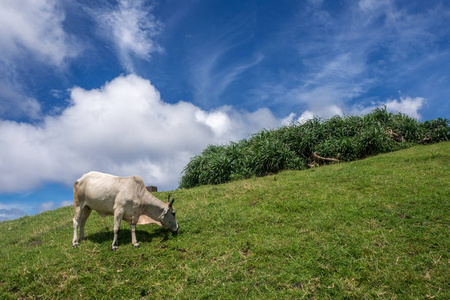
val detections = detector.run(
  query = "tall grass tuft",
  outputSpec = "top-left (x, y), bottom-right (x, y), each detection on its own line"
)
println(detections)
top-left (180, 108), bottom-right (449, 189)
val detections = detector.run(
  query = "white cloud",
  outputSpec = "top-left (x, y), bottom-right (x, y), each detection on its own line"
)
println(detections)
top-left (0, 203), bottom-right (26, 211)
top-left (195, 110), bottom-right (231, 137)
top-left (0, 82), bottom-right (42, 120)
top-left (37, 201), bottom-right (56, 213)
top-left (191, 51), bottom-right (264, 106)
top-left (292, 96), bottom-right (425, 124)
top-left (352, 96), bottom-right (425, 120)
top-left (311, 53), bottom-right (365, 84)
top-left (259, 0), bottom-right (444, 121)
top-left (59, 201), bottom-right (73, 208)
top-left (0, 0), bottom-right (78, 65)
top-left (0, 74), bottom-right (287, 194)
top-left (93, 0), bottom-right (163, 72)
top-left (358, 0), bottom-right (390, 13)
top-left (0, 0), bottom-right (79, 121)
top-left (385, 97), bottom-right (425, 119)
top-left (0, 204), bottom-right (28, 222)
top-left (36, 200), bottom-right (72, 213)
top-left (298, 110), bottom-right (315, 123)
top-left (280, 113), bottom-right (297, 126)
top-left (186, 8), bottom-right (262, 106)
top-left (0, 208), bottom-right (26, 216)
top-left (298, 105), bottom-right (344, 123)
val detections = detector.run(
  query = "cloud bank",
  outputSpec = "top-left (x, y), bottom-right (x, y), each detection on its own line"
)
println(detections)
top-left (0, 74), bottom-right (285, 194)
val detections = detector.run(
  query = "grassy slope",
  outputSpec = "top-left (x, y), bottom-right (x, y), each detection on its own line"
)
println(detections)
top-left (0, 143), bottom-right (449, 299)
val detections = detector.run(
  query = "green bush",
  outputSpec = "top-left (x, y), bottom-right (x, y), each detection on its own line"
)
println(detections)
top-left (179, 108), bottom-right (449, 189)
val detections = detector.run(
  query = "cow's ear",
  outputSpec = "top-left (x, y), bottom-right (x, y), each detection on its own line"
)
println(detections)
top-left (169, 197), bottom-right (175, 207)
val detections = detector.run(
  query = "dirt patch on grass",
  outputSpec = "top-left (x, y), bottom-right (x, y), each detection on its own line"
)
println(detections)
top-left (27, 240), bottom-right (43, 247)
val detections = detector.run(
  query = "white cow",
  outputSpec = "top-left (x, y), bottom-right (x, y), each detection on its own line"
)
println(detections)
top-left (72, 171), bottom-right (178, 250)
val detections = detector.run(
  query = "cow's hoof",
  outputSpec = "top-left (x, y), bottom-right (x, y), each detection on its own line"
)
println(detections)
top-left (112, 246), bottom-right (118, 251)
top-left (133, 243), bottom-right (140, 248)
top-left (72, 243), bottom-right (78, 248)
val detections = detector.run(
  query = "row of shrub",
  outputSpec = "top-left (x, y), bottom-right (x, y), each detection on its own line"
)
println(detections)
top-left (179, 108), bottom-right (449, 189)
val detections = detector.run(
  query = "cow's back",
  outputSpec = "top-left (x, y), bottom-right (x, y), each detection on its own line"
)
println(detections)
top-left (75, 172), bottom-right (131, 215)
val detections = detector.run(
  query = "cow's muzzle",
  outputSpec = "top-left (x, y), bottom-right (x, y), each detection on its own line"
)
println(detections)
top-left (172, 226), bottom-right (179, 235)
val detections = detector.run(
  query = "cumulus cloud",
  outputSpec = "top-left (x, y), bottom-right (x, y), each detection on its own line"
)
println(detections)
top-left (384, 97), bottom-right (425, 120)
top-left (0, 74), bottom-right (286, 194)
top-left (93, 0), bottom-right (163, 72)
top-left (354, 96), bottom-right (426, 120)
top-left (283, 96), bottom-right (425, 125)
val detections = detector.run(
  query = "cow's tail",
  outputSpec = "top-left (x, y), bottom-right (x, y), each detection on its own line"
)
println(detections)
top-left (73, 180), bottom-right (80, 210)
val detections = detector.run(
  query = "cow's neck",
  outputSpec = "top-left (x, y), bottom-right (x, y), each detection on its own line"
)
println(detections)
top-left (141, 193), bottom-right (167, 221)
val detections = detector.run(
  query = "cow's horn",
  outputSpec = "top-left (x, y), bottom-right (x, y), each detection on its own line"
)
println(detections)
top-left (169, 197), bottom-right (175, 207)
top-left (167, 194), bottom-right (171, 202)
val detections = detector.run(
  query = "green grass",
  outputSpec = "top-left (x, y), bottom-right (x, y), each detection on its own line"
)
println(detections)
top-left (1, 142), bottom-right (449, 299)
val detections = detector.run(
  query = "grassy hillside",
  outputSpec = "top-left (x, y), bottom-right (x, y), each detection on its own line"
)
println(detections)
top-left (1, 143), bottom-right (449, 299)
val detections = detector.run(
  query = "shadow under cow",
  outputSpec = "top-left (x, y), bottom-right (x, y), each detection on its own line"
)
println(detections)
top-left (85, 227), bottom-right (174, 247)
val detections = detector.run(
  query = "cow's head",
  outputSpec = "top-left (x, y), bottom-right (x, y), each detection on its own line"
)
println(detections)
top-left (160, 194), bottom-right (179, 234)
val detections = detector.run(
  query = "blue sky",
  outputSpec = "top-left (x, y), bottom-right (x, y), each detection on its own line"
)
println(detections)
top-left (1, 0), bottom-right (449, 221)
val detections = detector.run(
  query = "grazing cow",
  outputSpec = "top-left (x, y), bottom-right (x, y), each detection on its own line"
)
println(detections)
top-left (72, 171), bottom-right (178, 250)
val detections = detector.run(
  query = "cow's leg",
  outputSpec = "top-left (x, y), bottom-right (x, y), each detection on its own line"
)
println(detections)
top-left (112, 210), bottom-right (123, 251)
top-left (131, 224), bottom-right (139, 248)
top-left (79, 206), bottom-right (92, 241)
top-left (72, 206), bottom-right (82, 247)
